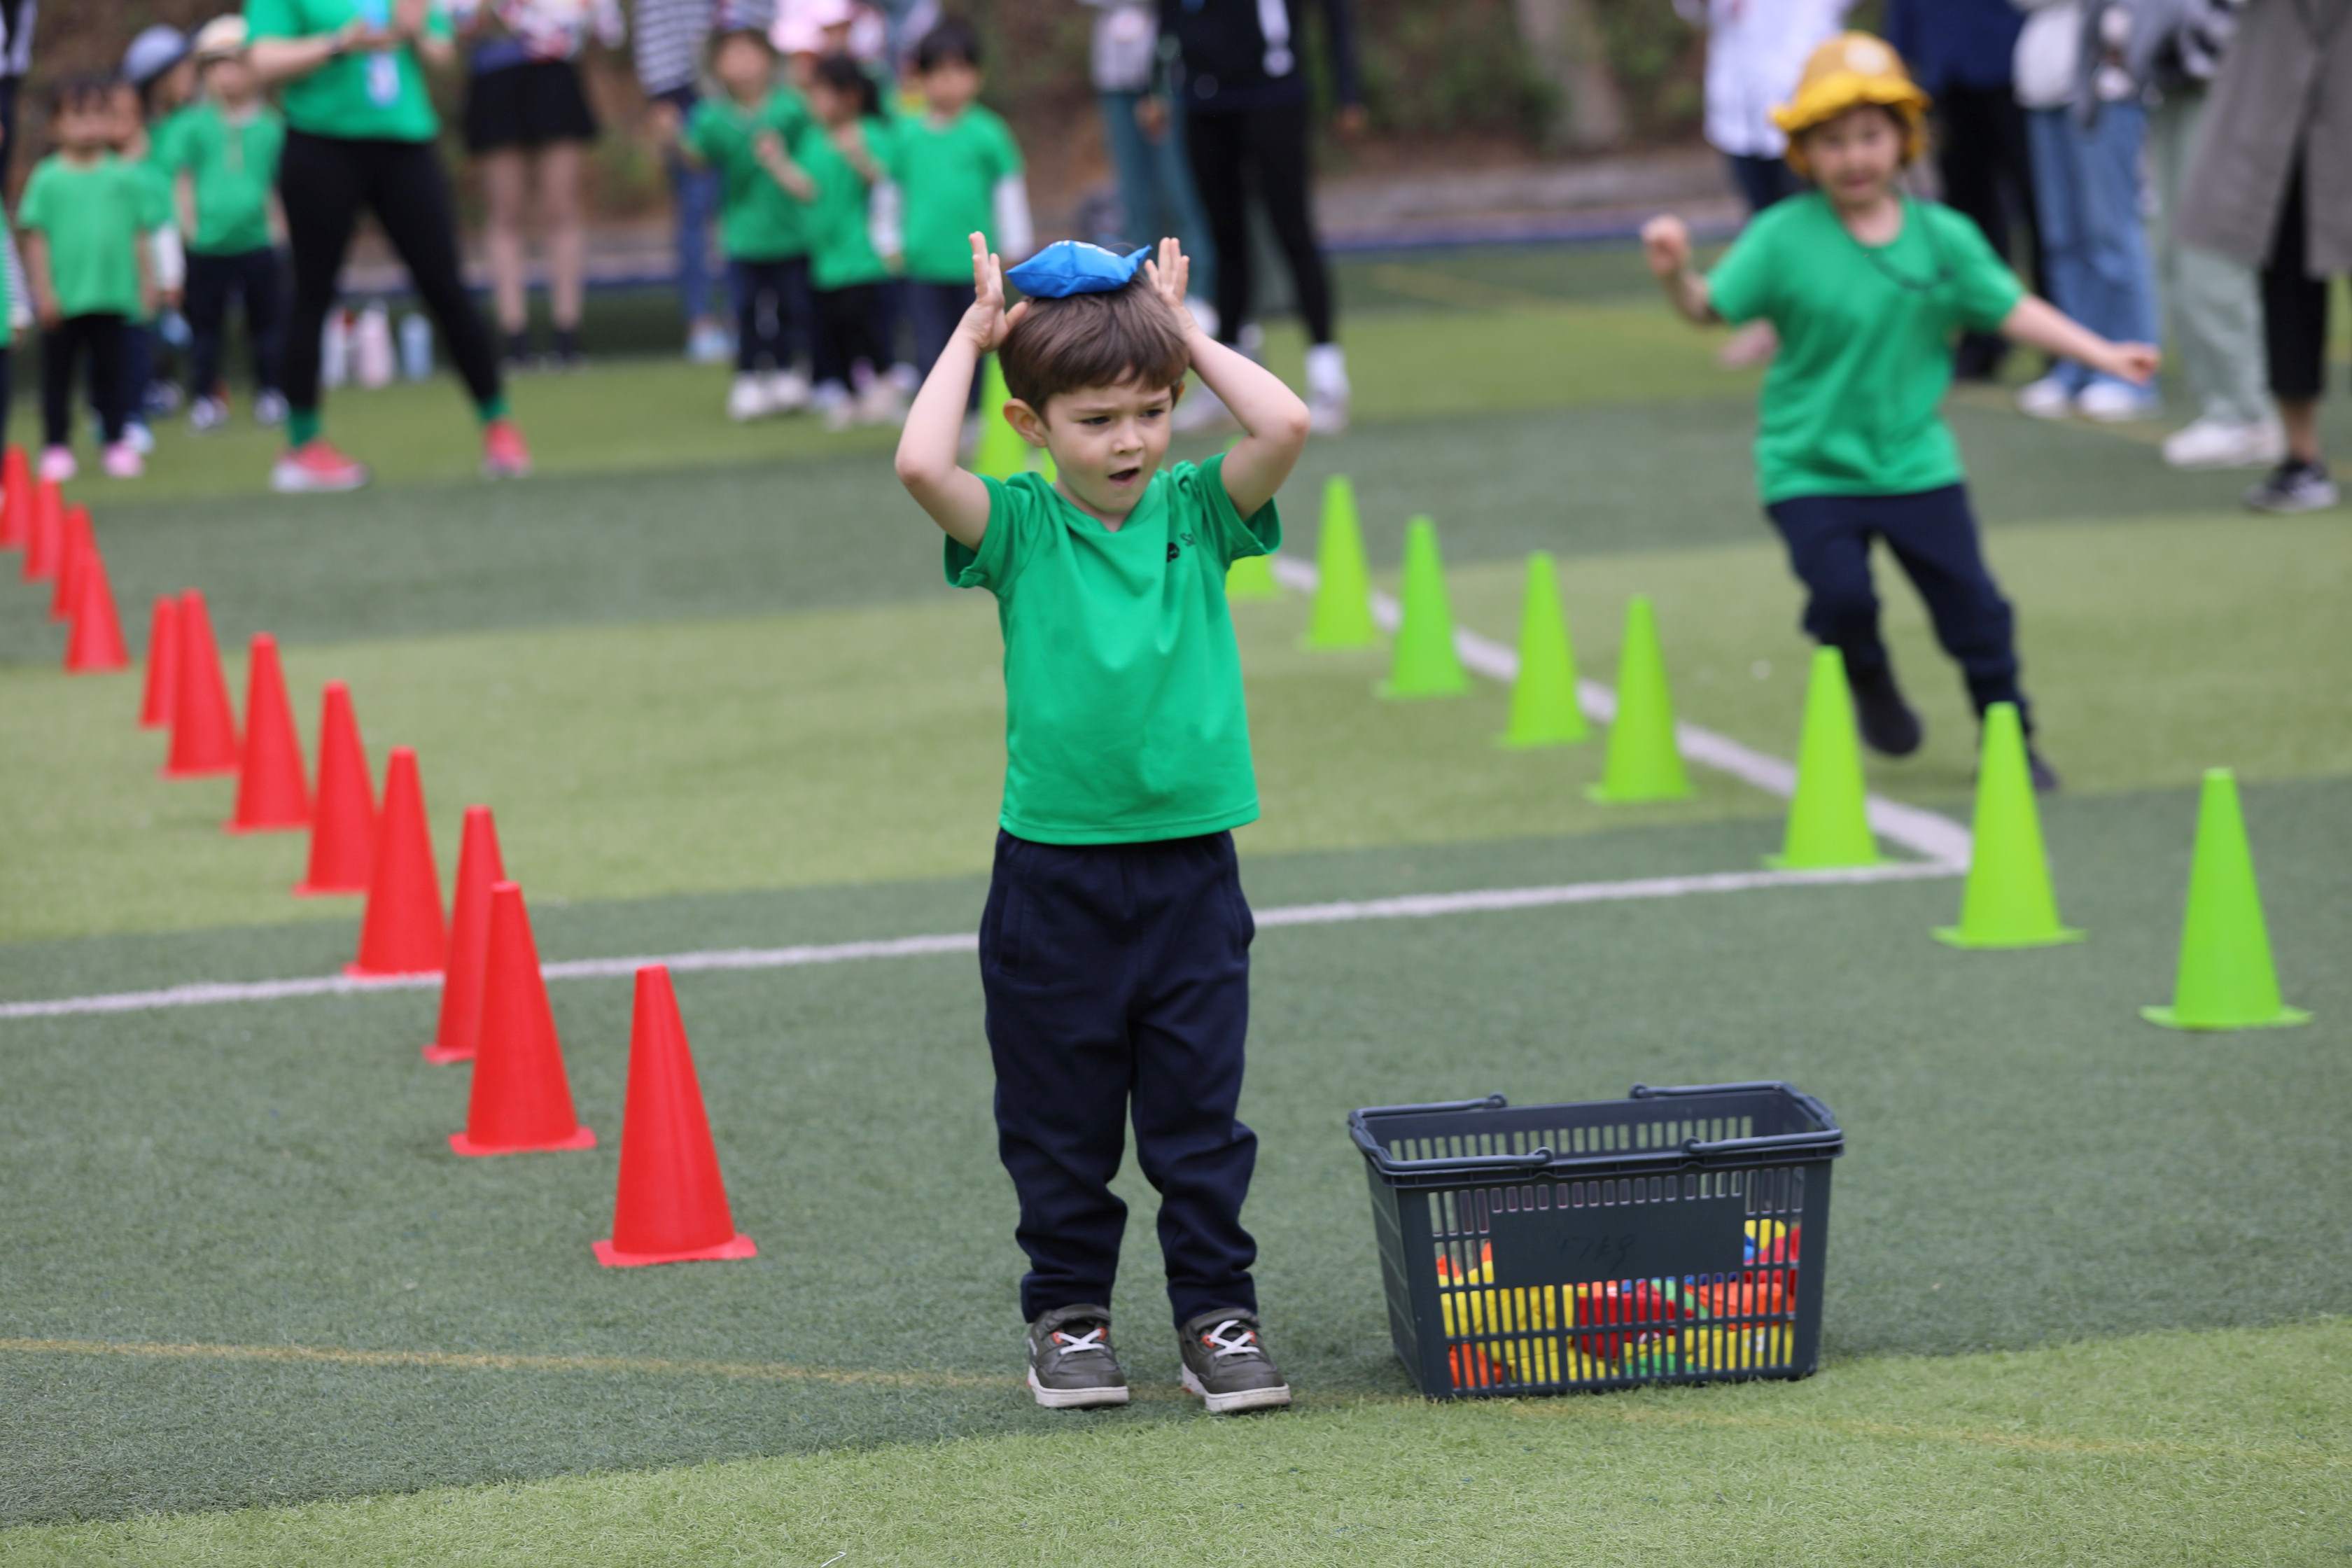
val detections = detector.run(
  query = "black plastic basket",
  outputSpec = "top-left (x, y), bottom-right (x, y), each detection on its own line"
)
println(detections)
top-left (1350, 1082), bottom-right (1842, 1398)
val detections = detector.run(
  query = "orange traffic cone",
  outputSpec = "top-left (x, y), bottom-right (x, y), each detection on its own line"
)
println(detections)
top-left (162, 590), bottom-right (241, 778)
top-left (0, 446), bottom-right (28, 551)
top-left (294, 681), bottom-right (374, 897)
top-left (64, 538), bottom-right (131, 673)
top-left (49, 505), bottom-right (91, 622)
top-left (424, 805), bottom-right (506, 1064)
top-left (449, 882), bottom-right (596, 1156)
top-left (225, 634), bottom-right (309, 833)
top-left (139, 596), bottom-right (179, 729)
top-left (20, 479), bottom-right (62, 582)
top-left (347, 747), bottom-right (445, 976)
top-left (594, 965), bottom-right (757, 1266)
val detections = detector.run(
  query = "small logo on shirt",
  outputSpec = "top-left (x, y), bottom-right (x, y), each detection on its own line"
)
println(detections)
top-left (1167, 532), bottom-right (1195, 564)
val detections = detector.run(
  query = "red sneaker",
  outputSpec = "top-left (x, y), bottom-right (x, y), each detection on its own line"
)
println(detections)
top-left (270, 439), bottom-right (370, 493)
top-left (482, 418), bottom-right (532, 479)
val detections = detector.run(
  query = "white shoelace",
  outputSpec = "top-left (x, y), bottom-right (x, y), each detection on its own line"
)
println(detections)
top-left (1051, 1326), bottom-right (1107, 1359)
top-left (1199, 1321), bottom-right (1264, 1361)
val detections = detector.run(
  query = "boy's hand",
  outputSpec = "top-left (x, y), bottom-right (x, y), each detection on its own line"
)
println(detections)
top-left (960, 230), bottom-right (1027, 353)
top-left (2101, 341), bottom-right (2161, 386)
top-left (34, 293), bottom-right (60, 330)
top-left (1640, 215), bottom-right (1691, 281)
top-left (646, 100), bottom-right (682, 143)
top-left (1142, 235), bottom-right (1193, 328)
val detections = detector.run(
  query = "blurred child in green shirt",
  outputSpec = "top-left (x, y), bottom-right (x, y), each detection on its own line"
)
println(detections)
top-left (20, 77), bottom-right (160, 481)
top-left (799, 52), bottom-right (902, 432)
top-left (1641, 34), bottom-right (2157, 790)
top-left (896, 20), bottom-right (1029, 407)
top-left (653, 25), bottom-right (817, 423)
top-left (172, 16), bottom-right (289, 433)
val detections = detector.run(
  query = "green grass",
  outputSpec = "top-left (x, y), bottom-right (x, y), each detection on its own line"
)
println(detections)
top-left (4, 246), bottom-right (2348, 1553)
top-left (8, 1320), bottom-right (2348, 1565)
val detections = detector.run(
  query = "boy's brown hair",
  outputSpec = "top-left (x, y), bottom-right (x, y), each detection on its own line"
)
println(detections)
top-left (999, 279), bottom-right (1191, 412)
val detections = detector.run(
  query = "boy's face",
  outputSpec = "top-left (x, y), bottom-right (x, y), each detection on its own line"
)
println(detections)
top-left (920, 58), bottom-right (980, 117)
top-left (108, 84), bottom-right (144, 146)
top-left (1010, 377), bottom-right (1179, 520)
top-left (204, 55), bottom-right (257, 104)
top-left (712, 34), bottom-right (774, 99)
top-left (1801, 106), bottom-right (1904, 205)
top-left (53, 99), bottom-right (113, 152)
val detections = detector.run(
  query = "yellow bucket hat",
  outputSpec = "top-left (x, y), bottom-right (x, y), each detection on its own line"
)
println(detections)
top-left (1772, 33), bottom-right (1931, 174)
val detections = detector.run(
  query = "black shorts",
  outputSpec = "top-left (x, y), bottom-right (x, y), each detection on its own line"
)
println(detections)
top-left (463, 59), bottom-right (598, 153)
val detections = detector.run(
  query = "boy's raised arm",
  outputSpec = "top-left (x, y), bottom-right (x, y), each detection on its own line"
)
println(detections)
top-left (1147, 239), bottom-right (1308, 519)
top-left (894, 231), bottom-right (1022, 548)
top-left (1641, 214), bottom-right (1718, 327)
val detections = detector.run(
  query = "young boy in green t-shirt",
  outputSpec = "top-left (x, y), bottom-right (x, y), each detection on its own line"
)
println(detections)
top-left (1640, 34), bottom-right (2157, 790)
top-left (173, 16), bottom-right (288, 434)
top-left (895, 20), bottom-right (1029, 405)
top-left (652, 26), bottom-right (816, 423)
top-left (20, 77), bottom-right (160, 482)
top-left (797, 52), bottom-right (901, 431)
top-left (895, 234), bottom-right (1309, 1415)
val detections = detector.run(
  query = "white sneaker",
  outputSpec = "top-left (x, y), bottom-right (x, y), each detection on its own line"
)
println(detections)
top-left (764, 368), bottom-right (811, 414)
top-left (122, 420), bottom-right (156, 455)
top-left (855, 378), bottom-right (906, 428)
top-left (2076, 381), bottom-right (2159, 424)
top-left (38, 445), bottom-right (76, 483)
top-left (816, 382), bottom-right (855, 433)
top-left (2015, 376), bottom-right (2075, 419)
top-left (686, 321), bottom-right (733, 364)
top-left (887, 361), bottom-right (919, 396)
top-left (1172, 382), bottom-right (1235, 435)
top-left (103, 442), bottom-right (145, 479)
top-left (2162, 415), bottom-right (2286, 470)
top-left (1304, 343), bottom-right (1350, 435)
top-left (727, 374), bottom-right (772, 423)
top-left (253, 390), bottom-right (288, 427)
top-left (189, 396), bottom-right (229, 433)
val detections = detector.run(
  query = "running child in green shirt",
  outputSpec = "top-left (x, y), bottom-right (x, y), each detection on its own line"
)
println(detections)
top-left (797, 52), bottom-right (901, 432)
top-left (20, 77), bottom-right (161, 482)
top-left (896, 20), bottom-right (1030, 403)
top-left (1641, 34), bottom-right (2157, 790)
top-left (652, 25), bottom-right (818, 424)
top-left (895, 233), bottom-right (1310, 1416)
top-left (173, 15), bottom-right (290, 434)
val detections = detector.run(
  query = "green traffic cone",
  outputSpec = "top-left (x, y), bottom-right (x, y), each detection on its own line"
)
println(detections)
top-left (2142, 769), bottom-right (2309, 1030)
top-left (1226, 552), bottom-right (1279, 599)
top-left (1496, 552), bottom-right (1588, 748)
top-left (1586, 595), bottom-right (1691, 802)
top-left (1303, 475), bottom-right (1378, 650)
top-left (974, 355), bottom-right (1028, 481)
top-left (1766, 647), bottom-right (1879, 869)
top-left (1377, 516), bottom-right (1469, 700)
top-left (1933, 703), bottom-right (2083, 948)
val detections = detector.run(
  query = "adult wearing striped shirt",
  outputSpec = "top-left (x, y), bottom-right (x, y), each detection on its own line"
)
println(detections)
top-left (1156, 0), bottom-right (1363, 435)
top-left (247, 0), bottom-right (531, 491)
top-left (632, 0), bottom-right (729, 363)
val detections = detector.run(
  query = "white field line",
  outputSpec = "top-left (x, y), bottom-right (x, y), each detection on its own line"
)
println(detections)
top-left (1268, 556), bottom-right (1973, 868)
top-left (0, 862), bottom-right (1954, 1022)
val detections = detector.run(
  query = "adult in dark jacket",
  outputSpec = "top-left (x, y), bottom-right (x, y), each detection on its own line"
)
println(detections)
top-left (1886, 0), bottom-right (2045, 379)
top-left (1156, 0), bottom-right (1362, 433)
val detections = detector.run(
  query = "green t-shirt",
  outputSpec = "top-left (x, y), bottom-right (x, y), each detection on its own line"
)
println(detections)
top-left (945, 455), bottom-right (1280, 844)
top-left (892, 104), bottom-right (1020, 284)
top-left (170, 103), bottom-right (286, 255)
top-left (685, 90), bottom-right (814, 262)
top-left (146, 104), bottom-right (200, 174)
top-left (1707, 195), bottom-right (2024, 504)
top-left (244, 0), bottom-right (454, 144)
top-left (19, 155), bottom-right (151, 319)
top-left (797, 119), bottom-right (890, 291)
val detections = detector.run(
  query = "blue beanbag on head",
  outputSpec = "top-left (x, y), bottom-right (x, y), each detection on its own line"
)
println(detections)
top-left (1006, 241), bottom-right (1150, 300)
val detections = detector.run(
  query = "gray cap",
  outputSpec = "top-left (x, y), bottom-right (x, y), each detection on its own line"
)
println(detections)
top-left (122, 24), bottom-right (191, 88)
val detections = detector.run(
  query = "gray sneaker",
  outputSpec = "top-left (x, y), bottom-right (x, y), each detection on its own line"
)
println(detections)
top-left (1025, 1305), bottom-right (1130, 1409)
top-left (1177, 1308), bottom-right (1292, 1414)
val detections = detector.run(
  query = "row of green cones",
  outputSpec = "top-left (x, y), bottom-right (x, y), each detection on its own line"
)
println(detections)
top-left (1233, 471), bottom-right (2311, 1035)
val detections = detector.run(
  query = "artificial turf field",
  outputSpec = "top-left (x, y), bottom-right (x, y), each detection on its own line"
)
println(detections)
top-left (3, 243), bottom-right (2348, 1564)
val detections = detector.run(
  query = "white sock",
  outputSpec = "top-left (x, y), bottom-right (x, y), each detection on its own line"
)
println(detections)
top-left (1305, 343), bottom-right (1349, 400)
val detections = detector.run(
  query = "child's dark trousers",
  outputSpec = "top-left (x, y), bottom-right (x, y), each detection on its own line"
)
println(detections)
top-left (42, 314), bottom-right (128, 447)
top-left (726, 255), bottom-right (809, 374)
top-left (979, 828), bottom-right (1260, 1330)
top-left (1764, 482), bottom-right (2031, 727)
top-left (186, 247), bottom-right (285, 400)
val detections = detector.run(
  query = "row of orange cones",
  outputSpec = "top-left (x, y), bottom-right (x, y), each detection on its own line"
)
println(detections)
top-left (5, 446), bottom-right (757, 1270)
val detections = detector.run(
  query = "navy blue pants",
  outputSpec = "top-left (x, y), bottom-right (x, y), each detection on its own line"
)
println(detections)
top-left (980, 829), bottom-right (1259, 1329)
top-left (727, 256), bottom-right (810, 374)
top-left (1765, 484), bottom-right (2030, 727)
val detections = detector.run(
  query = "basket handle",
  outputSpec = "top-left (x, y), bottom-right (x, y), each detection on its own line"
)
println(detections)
top-left (1348, 1097), bottom-right (1555, 1174)
top-left (1630, 1079), bottom-right (1840, 1134)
